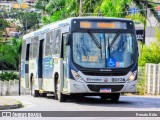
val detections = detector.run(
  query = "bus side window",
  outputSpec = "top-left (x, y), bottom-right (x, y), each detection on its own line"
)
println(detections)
top-left (51, 31), bottom-right (56, 55)
top-left (54, 29), bottom-right (61, 54)
top-left (52, 31), bottom-right (56, 55)
top-left (21, 40), bottom-right (26, 60)
top-left (33, 36), bottom-right (39, 59)
top-left (26, 44), bottom-right (29, 61)
top-left (45, 32), bottom-right (52, 56)
top-left (29, 38), bottom-right (34, 59)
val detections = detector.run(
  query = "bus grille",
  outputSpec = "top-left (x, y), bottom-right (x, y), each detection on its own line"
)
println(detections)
top-left (87, 85), bottom-right (124, 92)
top-left (81, 71), bottom-right (128, 76)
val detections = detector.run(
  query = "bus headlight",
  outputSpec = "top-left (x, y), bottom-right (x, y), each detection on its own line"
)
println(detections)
top-left (71, 70), bottom-right (84, 82)
top-left (128, 71), bottom-right (137, 81)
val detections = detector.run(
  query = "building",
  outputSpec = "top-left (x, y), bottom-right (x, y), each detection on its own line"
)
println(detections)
top-left (0, 0), bottom-right (35, 11)
top-left (0, 0), bottom-right (17, 2)
top-left (0, 0), bottom-right (17, 12)
top-left (23, 0), bottom-right (35, 3)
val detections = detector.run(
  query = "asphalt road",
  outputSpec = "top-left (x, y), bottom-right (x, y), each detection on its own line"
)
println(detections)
top-left (4, 95), bottom-right (160, 111)
top-left (2, 95), bottom-right (160, 120)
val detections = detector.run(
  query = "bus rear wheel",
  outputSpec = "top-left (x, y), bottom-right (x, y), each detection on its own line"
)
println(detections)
top-left (40, 93), bottom-right (47, 97)
top-left (31, 76), bottom-right (39, 97)
top-left (55, 79), bottom-right (66, 102)
top-left (32, 90), bottom-right (40, 97)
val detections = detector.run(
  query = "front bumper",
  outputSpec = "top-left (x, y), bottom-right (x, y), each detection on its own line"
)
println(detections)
top-left (67, 79), bottom-right (137, 94)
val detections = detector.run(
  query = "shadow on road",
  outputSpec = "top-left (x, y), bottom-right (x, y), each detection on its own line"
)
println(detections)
top-left (68, 96), bottom-right (134, 105)
top-left (43, 95), bottom-right (160, 109)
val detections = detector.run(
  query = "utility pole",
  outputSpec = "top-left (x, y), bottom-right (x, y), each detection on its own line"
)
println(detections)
top-left (143, 0), bottom-right (148, 44)
top-left (1, 52), bottom-right (3, 75)
top-left (25, 18), bottom-right (27, 34)
top-left (79, 0), bottom-right (83, 16)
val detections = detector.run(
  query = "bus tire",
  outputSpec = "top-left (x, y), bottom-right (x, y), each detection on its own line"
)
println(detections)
top-left (40, 93), bottom-right (47, 97)
top-left (100, 95), bottom-right (110, 100)
top-left (32, 90), bottom-right (40, 97)
top-left (55, 78), bottom-right (66, 102)
top-left (31, 84), bottom-right (39, 97)
top-left (110, 93), bottom-right (120, 102)
top-left (31, 75), bottom-right (39, 97)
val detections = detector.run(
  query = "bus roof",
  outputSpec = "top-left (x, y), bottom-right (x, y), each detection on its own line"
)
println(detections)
top-left (23, 17), bottom-right (133, 40)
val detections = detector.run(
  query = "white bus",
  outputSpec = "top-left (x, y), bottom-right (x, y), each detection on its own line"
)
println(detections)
top-left (21, 17), bottom-right (139, 102)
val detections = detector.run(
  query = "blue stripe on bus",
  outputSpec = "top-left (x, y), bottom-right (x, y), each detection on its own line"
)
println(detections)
top-left (25, 64), bottom-right (28, 73)
top-left (37, 58), bottom-right (42, 78)
top-left (21, 61), bottom-right (25, 78)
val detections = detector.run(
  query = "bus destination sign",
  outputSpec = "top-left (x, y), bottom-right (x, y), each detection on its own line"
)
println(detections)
top-left (80, 21), bottom-right (127, 29)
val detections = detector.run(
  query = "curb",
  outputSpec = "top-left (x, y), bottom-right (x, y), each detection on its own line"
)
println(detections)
top-left (0, 102), bottom-right (22, 110)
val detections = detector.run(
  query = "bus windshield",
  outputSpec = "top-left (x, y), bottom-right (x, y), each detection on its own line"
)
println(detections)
top-left (72, 32), bottom-right (136, 68)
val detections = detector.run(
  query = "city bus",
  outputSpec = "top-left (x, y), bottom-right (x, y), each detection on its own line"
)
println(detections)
top-left (21, 17), bottom-right (139, 102)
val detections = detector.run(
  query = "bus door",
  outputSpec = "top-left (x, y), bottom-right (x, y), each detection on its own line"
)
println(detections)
top-left (38, 40), bottom-right (44, 89)
top-left (62, 33), bottom-right (68, 90)
top-left (25, 44), bottom-right (30, 88)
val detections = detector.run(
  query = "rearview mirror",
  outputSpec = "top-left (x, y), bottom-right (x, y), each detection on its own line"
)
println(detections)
top-left (136, 30), bottom-right (145, 44)
top-left (65, 33), bottom-right (71, 46)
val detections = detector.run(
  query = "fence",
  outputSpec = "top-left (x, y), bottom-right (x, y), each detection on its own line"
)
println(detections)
top-left (0, 79), bottom-right (19, 96)
top-left (145, 63), bottom-right (160, 95)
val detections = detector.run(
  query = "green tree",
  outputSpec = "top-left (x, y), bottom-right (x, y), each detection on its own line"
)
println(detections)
top-left (41, 9), bottom-right (65, 25)
top-left (35, 0), bottom-right (49, 15)
top-left (16, 11), bottom-right (40, 33)
top-left (138, 27), bottom-right (160, 66)
top-left (100, 0), bottom-right (131, 17)
top-left (0, 13), bottom-right (10, 41)
top-left (126, 13), bottom-right (146, 25)
top-left (45, 0), bottom-right (66, 15)
top-left (10, 37), bottom-right (22, 70)
top-left (38, 0), bottom-right (133, 25)
top-left (39, 0), bottom-right (66, 24)
top-left (0, 37), bottom-right (22, 70)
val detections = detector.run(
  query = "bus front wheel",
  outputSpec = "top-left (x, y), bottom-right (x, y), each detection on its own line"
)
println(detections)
top-left (110, 93), bottom-right (120, 102)
top-left (55, 79), bottom-right (66, 102)
top-left (100, 93), bottom-right (120, 102)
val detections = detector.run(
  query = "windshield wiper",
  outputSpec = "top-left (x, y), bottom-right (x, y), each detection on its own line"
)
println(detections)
top-left (107, 36), bottom-right (111, 58)
top-left (109, 32), bottom-right (120, 48)
top-left (88, 30), bottom-right (101, 49)
top-left (107, 32), bottom-right (120, 58)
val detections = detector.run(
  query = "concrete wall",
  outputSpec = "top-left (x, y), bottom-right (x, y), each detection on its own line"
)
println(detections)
top-left (0, 79), bottom-right (19, 96)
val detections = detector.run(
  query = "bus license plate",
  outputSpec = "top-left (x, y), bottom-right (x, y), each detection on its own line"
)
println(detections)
top-left (100, 88), bottom-right (111, 93)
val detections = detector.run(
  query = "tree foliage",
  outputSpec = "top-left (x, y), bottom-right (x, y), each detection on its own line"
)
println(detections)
top-left (0, 72), bottom-right (19, 81)
top-left (100, 0), bottom-right (131, 17)
top-left (35, 0), bottom-right (49, 14)
top-left (16, 11), bottom-right (40, 33)
top-left (0, 37), bottom-right (22, 70)
top-left (138, 27), bottom-right (160, 66)
top-left (126, 13), bottom-right (146, 25)
top-left (35, 0), bottom-right (132, 24)
top-left (0, 13), bottom-right (10, 41)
